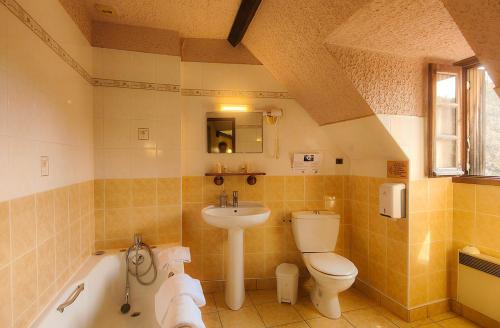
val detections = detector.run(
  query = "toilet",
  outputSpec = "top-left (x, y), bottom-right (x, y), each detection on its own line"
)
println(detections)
top-left (292, 211), bottom-right (358, 319)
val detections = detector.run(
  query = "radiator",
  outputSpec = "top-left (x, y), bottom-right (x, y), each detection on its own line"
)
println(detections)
top-left (458, 251), bottom-right (500, 322)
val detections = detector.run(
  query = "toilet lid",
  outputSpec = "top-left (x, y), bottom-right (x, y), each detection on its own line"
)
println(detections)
top-left (308, 253), bottom-right (356, 276)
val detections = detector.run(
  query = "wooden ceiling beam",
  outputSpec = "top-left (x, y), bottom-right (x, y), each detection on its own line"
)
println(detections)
top-left (227, 0), bottom-right (262, 47)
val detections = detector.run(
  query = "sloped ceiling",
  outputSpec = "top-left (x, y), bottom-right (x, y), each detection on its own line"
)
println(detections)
top-left (441, 0), bottom-right (500, 89)
top-left (243, 0), bottom-right (474, 124)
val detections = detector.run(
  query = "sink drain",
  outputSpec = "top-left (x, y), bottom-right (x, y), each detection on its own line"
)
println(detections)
top-left (131, 312), bottom-right (141, 317)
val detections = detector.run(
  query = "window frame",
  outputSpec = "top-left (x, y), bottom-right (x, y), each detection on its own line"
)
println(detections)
top-left (438, 56), bottom-right (500, 186)
top-left (428, 63), bottom-right (465, 177)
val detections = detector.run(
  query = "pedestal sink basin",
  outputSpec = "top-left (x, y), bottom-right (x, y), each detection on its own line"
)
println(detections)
top-left (201, 202), bottom-right (270, 310)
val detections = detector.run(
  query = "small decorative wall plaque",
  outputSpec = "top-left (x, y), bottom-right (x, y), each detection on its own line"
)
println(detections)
top-left (138, 128), bottom-right (150, 140)
top-left (387, 160), bottom-right (409, 179)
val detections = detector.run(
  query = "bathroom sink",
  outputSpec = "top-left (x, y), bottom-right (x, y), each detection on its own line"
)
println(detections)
top-left (201, 202), bottom-right (270, 229)
top-left (201, 201), bottom-right (270, 311)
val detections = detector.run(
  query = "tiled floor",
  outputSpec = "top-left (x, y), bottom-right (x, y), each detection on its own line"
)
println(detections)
top-left (201, 289), bottom-right (480, 328)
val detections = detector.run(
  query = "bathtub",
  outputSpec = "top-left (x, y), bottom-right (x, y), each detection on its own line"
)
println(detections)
top-left (33, 245), bottom-right (184, 328)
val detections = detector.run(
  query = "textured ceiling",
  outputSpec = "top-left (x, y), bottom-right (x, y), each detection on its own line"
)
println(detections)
top-left (326, 0), bottom-right (473, 61)
top-left (85, 0), bottom-right (240, 38)
top-left (243, 0), bottom-right (375, 124)
top-left (441, 0), bottom-right (500, 89)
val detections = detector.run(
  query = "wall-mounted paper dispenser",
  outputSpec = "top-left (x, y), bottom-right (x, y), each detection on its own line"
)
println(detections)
top-left (379, 183), bottom-right (406, 219)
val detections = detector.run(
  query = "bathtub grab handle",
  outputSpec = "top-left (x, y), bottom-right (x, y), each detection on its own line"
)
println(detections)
top-left (57, 283), bottom-right (84, 313)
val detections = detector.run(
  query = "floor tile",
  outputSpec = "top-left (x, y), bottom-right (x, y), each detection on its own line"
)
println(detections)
top-left (202, 294), bottom-right (218, 313)
top-left (307, 317), bottom-right (354, 327)
top-left (213, 292), bottom-right (253, 310)
top-left (256, 302), bottom-right (303, 327)
top-left (275, 322), bottom-right (309, 328)
top-left (343, 308), bottom-right (398, 328)
top-left (417, 324), bottom-right (441, 328)
top-left (437, 317), bottom-right (480, 328)
top-left (375, 306), bottom-right (433, 327)
top-left (219, 306), bottom-right (265, 328)
top-left (339, 289), bottom-right (377, 312)
top-left (293, 296), bottom-right (322, 320)
top-left (203, 312), bottom-right (222, 328)
top-left (248, 289), bottom-right (278, 305)
top-left (429, 312), bottom-right (457, 322)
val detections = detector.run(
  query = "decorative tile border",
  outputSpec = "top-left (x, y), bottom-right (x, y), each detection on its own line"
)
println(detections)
top-left (92, 78), bottom-right (180, 92)
top-left (1, 0), bottom-right (295, 99)
top-left (1, 0), bottom-right (92, 84)
top-left (181, 88), bottom-right (294, 99)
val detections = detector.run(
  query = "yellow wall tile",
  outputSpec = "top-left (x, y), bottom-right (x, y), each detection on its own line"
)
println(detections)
top-left (132, 178), bottom-right (157, 207)
top-left (37, 238), bottom-right (55, 295)
top-left (324, 175), bottom-right (343, 199)
top-left (158, 178), bottom-right (181, 206)
top-left (453, 183), bottom-right (476, 212)
top-left (476, 184), bottom-right (500, 216)
top-left (12, 250), bottom-right (37, 318)
top-left (264, 176), bottom-right (284, 201)
top-left (182, 176), bottom-right (204, 203)
top-left (10, 195), bottom-right (36, 258)
top-left (305, 175), bottom-right (324, 201)
top-left (285, 176), bottom-right (305, 201)
top-left (409, 179), bottom-right (428, 213)
top-left (105, 179), bottom-right (132, 208)
top-left (36, 191), bottom-right (54, 246)
top-left (54, 187), bottom-right (69, 233)
top-left (410, 275), bottom-right (428, 306)
top-left (452, 210), bottom-right (475, 244)
top-left (94, 180), bottom-right (105, 209)
top-left (0, 265), bottom-right (12, 327)
top-left (475, 213), bottom-right (500, 251)
top-left (0, 202), bottom-right (11, 267)
top-left (428, 178), bottom-right (448, 211)
top-left (68, 184), bottom-right (81, 222)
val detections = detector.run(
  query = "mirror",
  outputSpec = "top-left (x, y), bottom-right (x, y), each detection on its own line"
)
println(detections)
top-left (207, 112), bottom-right (263, 153)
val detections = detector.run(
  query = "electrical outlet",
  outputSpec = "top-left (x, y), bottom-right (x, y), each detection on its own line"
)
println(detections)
top-left (138, 128), bottom-right (150, 140)
top-left (335, 158), bottom-right (344, 165)
top-left (40, 156), bottom-right (49, 176)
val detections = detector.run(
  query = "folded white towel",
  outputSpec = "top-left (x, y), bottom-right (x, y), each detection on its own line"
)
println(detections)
top-left (157, 247), bottom-right (191, 271)
top-left (162, 294), bottom-right (206, 328)
top-left (155, 273), bottom-right (206, 326)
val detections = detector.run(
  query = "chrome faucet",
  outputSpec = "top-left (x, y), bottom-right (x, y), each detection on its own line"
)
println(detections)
top-left (232, 191), bottom-right (239, 207)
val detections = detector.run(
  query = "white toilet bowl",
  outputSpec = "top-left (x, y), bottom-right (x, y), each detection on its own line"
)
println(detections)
top-left (291, 211), bottom-right (358, 319)
top-left (303, 252), bottom-right (357, 319)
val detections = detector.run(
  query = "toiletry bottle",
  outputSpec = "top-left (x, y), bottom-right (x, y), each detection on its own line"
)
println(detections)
top-left (220, 191), bottom-right (227, 208)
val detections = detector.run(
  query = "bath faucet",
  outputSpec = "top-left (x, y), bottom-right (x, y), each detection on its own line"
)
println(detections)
top-left (232, 191), bottom-right (239, 207)
top-left (133, 233), bottom-right (142, 248)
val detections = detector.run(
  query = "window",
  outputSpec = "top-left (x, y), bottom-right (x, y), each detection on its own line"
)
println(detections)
top-left (428, 58), bottom-right (500, 181)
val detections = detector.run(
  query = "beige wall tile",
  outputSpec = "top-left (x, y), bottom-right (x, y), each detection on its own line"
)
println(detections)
top-left (131, 207), bottom-right (157, 236)
top-left (69, 220), bottom-right (82, 264)
top-left (0, 201), bottom-right (11, 267)
top-left (105, 208), bottom-right (132, 240)
top-left (11, 195), bottom-right (36, 258)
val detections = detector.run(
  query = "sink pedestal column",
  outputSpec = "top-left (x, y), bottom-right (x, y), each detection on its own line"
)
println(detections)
top-left (225, 228), bottom-right (244, 310)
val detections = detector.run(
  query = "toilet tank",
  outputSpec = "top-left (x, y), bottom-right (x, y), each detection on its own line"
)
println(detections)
top-left (291, 211), bottom-right (340, 252)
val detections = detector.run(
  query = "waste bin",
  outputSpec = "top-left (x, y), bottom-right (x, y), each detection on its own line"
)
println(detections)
top-left (276, 263), bottom-right (299, 305)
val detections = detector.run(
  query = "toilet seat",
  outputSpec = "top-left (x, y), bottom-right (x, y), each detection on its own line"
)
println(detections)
top-left (306, 253), bottom-right (356, 276)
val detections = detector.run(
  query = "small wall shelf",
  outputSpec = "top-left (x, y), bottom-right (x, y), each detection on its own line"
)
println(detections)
top-left (205, 172), bottom-right (266, 186)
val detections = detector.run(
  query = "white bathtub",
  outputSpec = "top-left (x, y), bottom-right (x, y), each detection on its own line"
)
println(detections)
top-left (33, 245), bottom-right (184, 328)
